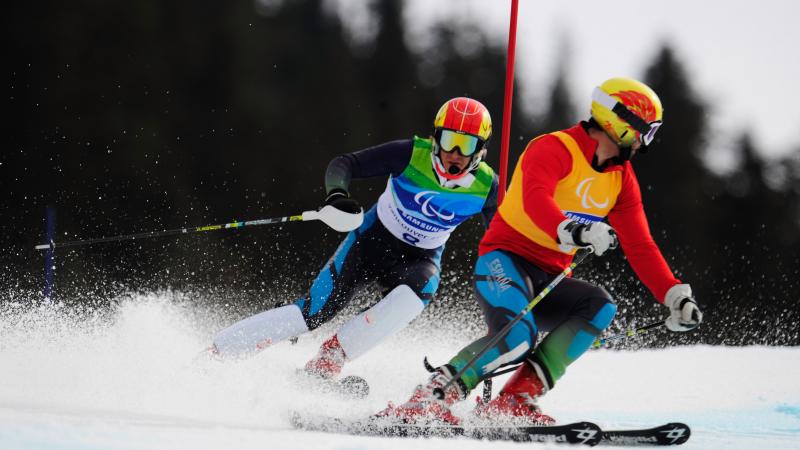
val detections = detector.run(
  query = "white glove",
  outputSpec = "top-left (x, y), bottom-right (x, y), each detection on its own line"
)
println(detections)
top-left (664, 284), bottom-right (703, 332)
top-left (303, 189), bottom-right (364, 232)
top-left (557, 219), bottom-right (618, 256)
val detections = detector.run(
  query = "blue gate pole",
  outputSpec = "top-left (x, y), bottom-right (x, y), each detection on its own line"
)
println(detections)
top-left (44, 206), bottom-right (56, 302)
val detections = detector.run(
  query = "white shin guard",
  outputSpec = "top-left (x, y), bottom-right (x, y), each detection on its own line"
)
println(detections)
top-left (212, 304), bottom-right (309, 357)
top-left (337, 284), bottom-right (425, 361)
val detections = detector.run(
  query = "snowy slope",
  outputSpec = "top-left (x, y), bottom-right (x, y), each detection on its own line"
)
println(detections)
top-left (1, 294), bottom-right (798, 450)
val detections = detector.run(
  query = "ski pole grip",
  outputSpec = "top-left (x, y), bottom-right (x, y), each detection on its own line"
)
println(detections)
top-left (432, 387), bottom-right (445, 400)
top-left (301, 210), bottom-right (320, 221)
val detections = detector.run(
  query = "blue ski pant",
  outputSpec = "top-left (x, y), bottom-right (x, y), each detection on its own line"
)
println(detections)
top-left (294, 206), bottom-right (443, 330)
top-left (449, 249), bottom-right (617, 391)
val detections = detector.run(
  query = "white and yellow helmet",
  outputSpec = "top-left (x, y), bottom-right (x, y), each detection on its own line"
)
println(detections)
top-left (591, 77), bottom-right (663, 148)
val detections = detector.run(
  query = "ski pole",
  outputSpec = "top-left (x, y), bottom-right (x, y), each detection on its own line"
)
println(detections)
top-left (591, 319), bottom-right (665, 348)
top-left (35, 211), bottom-right (319, 250)
top-left (433, 246), bottom-right (595, 400)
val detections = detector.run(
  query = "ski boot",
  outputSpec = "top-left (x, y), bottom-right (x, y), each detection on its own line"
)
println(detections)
top-left (375, 366), bottom-right (465, 425)
top-left (299, 335), bottom-right (370, 399)
top-left (303, 334), bottom-right (346, 380)
top-left (474, 361), bottom-right (555, 425)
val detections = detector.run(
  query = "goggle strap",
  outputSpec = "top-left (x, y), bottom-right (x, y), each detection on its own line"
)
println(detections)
top-left (592, 87), bottom-right (651, 136)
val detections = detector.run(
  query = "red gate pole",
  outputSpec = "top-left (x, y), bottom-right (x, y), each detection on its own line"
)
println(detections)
top-left (498, 0), bottom-right (520, 204)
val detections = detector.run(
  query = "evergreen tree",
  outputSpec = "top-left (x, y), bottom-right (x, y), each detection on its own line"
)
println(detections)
top-left (711, 135), bottom-right (800, 343)
top-left (6, 2), bottom-right (796, 344)
top-left (636, 46), bottom-right (716, 321)
top-left (536, 36), bottom-right (576, 136)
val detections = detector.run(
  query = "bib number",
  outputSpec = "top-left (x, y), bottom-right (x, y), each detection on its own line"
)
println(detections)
top-left (402, 233), bottom-right (420, 245)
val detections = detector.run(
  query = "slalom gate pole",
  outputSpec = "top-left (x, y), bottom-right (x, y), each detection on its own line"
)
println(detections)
top-left (433, 247), bottom-right (594, 400)
top-left (479, 319), bottom-right (666, 400)
top-left (497, 0), bottom-right (520, 205)
top-left (35, 213), bottom-right (309, 251)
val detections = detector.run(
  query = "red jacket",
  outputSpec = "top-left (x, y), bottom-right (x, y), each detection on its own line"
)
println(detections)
top-left (479, 123), bottom-right (679, 302)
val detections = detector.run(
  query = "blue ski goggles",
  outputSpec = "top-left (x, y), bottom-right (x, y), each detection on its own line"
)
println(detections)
top-left (434, 129), bottom-right (485, 157)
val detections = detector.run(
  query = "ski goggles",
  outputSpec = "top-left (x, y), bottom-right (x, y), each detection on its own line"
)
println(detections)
top-left (592, 87), bottom-right (662, 147)
top-left (639, 120), bottom-right (662, 147)
top-left (434, 129), bottom-right (485, 157)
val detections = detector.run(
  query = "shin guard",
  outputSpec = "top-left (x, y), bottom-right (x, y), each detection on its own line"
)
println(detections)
top-left (213, 304), bottom-right (309, 357)
top-left (337, 284), bottom-right (425, 361)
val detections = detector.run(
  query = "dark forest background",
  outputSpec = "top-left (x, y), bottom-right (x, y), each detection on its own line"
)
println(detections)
top-left (3, 0), bottom-right (799, 345)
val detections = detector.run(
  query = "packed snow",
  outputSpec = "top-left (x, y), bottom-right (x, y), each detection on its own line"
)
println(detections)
top-left (1, 293), bottom-right (798, 449)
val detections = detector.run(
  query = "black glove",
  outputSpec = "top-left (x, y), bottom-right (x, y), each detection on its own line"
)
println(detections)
top-left (324, 189), bottom-right (361, 214)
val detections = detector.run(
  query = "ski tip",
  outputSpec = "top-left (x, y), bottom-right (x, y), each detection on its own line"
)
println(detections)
top-left (292, 371), bottom-right (370, 400)
top-left (288, 411), bottom-right (303, 429)
top-left (339, 375), bottom-right (370, 399)
top-left (659, 423), bottom-right (691, 445)
top-left (601, 421), bottom-right (691, 446)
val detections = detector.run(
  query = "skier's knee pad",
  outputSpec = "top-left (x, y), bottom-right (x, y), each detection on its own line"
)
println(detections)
top-left (337, 284), bottom-right (425, 361)
top-left (212, 304), bottom-right (309, 357)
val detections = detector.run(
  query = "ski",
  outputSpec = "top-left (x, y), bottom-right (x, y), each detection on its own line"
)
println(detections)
top-left (290, 412), bottom-right (691, 446)
top-left (333, 375), bottom-right (370, 399)
top-left (290, 412), bottom-right (603, 445)
top-left (601, 422), bottom-right (691, 446)
top-left (292, 371), bottom-right (370, 399)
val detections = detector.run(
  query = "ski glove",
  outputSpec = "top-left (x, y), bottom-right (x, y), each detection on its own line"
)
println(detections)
top-left (557, 219), bottom-right (618, 256)
top-left (310, 189), bottom-right (363, 232)
top-left (324, 189), bottom-right (362, 214)
top-left (663, 284), bottom-right (703, 332)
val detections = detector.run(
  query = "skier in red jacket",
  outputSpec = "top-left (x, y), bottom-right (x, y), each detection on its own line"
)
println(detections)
top-left (378, 77), bottom-right (703, 426)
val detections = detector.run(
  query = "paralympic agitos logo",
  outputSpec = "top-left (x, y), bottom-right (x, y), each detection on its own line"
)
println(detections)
top-left (413, 191), bottom-right (455, 221)
top-left (575, 177), bottom-right (609, 209)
